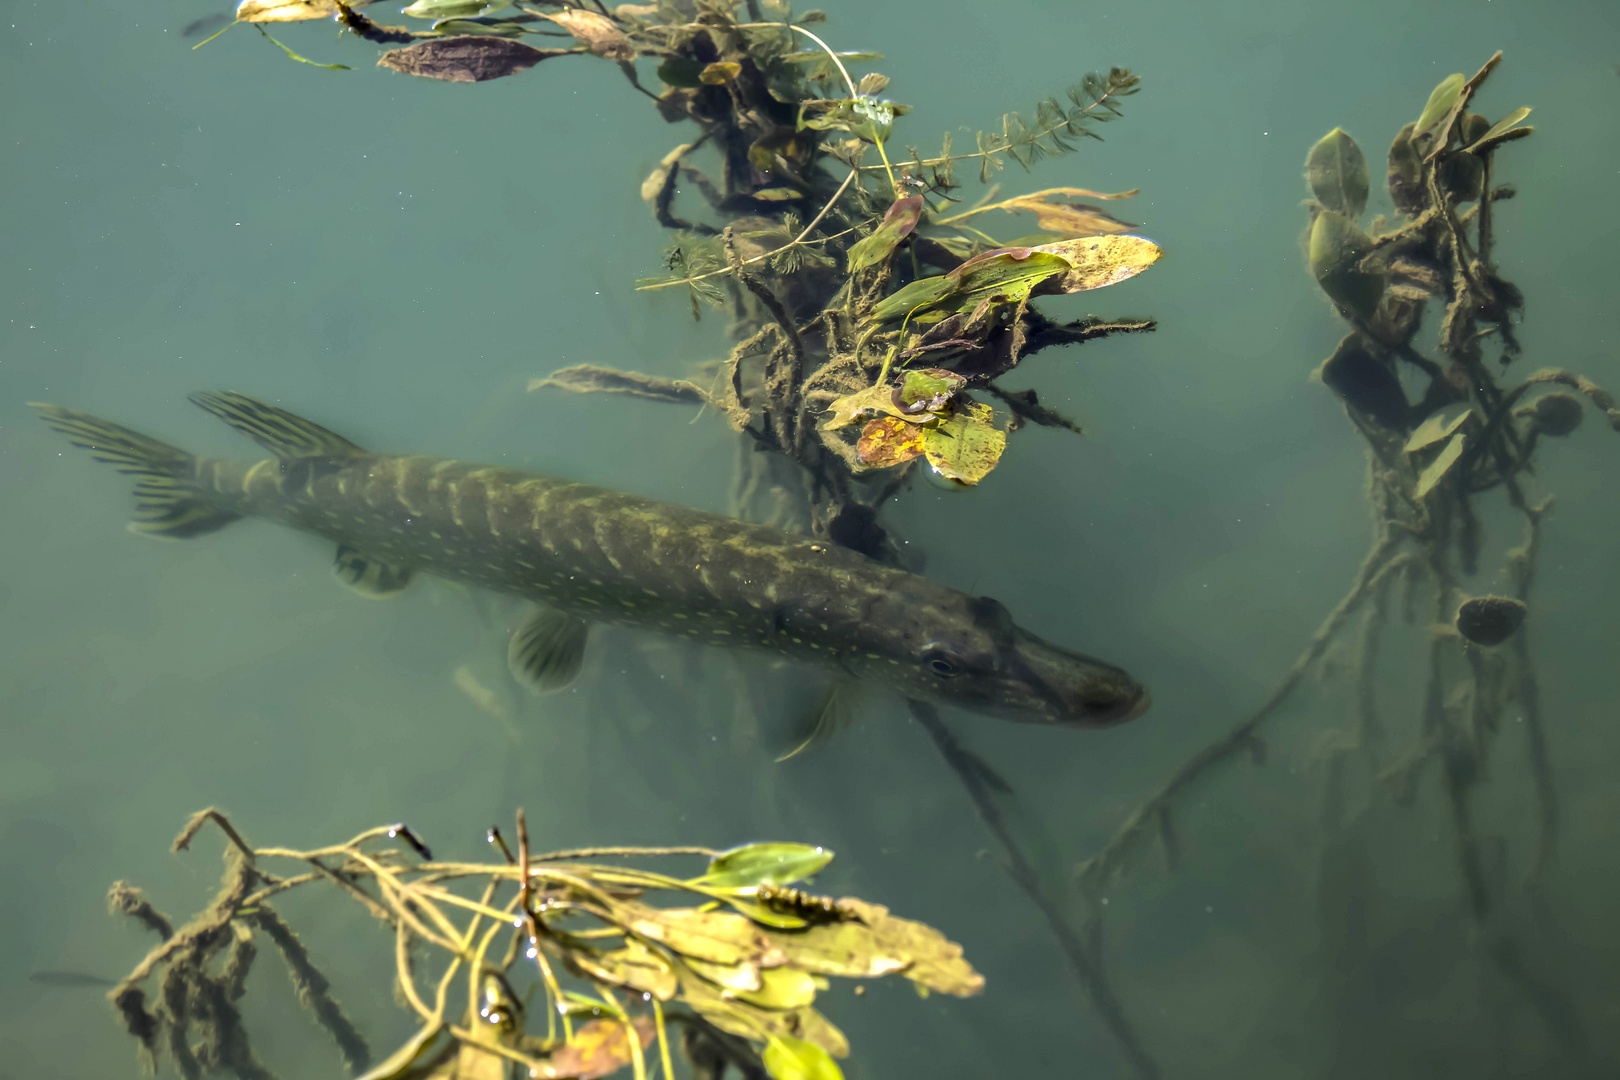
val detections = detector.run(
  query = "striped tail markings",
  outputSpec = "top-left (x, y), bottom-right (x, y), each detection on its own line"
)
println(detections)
top-left (29, 403), bottom-right (240, 539)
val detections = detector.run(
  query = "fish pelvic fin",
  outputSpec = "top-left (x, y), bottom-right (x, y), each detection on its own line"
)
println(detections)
top-left (188, 391), bottom-right (366, 460)
top-left (508, 607), bottom-right (591, 693)
top-left (776, 681), bottom-right (863, 762)
top-left (30, 403), bottom-right (241, 540)
top-left (334, 544), bottom-right (416, 598)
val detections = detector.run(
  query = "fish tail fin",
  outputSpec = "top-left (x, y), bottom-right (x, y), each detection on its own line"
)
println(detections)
top-left (30, 403), bottom-right (241, 540)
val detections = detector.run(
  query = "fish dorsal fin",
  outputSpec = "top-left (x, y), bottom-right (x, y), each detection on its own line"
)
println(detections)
top-left (508, 607), bottom-right (591, 693)
top-left (188, 391), bottom-right (365, 460)
top-left (334, 544), bottom-right (416, 598)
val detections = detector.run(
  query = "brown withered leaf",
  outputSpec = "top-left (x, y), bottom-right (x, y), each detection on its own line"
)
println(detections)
top-left (530, 365), bottom-right (708, 406)
top-left (541, 9), bottom-right (635, 61)
top-left (532, 1017), bottom-right (655, 1080)
top-left (855, 416), bottom-right (926, 468)
top-left (567, 941), bottom-right (678, 1001)
top-left (764, 897), bottom-right (984, 995)
top-left (998, 187), bottom-right (1139, 237)
top-left (378, 36), bottom-right (566, 82)
top-left (235, 0), bottom-right (377, 22)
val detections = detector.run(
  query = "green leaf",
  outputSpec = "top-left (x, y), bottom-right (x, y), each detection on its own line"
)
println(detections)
top-left (657, 56), bottom-right (705, 87)
top-left (1465, 107), bottom-right (1532, 153)
top-left (797, 96), bottom-right (903, 144)
top-left (898, 368), bottom-right (964, 411)
top-left (1308, 211), bottom-right (1383, 318)
top-left (402, 0), bottom-right (508, 18)
top-left (845, 193), bottom-right (924, 273)
top-left (1416, 73), bottom-right (1465, 134)
top-left (698, 843), bottom-right (834, 890)
top-left (764, 1035), bottom-right (845, 1080)
top-left (947, 249), bottom-right (1072, 312)
top-left (868, 275), bottom-right (956, 323)
top-left (255, 24), bottom-right (349, 69)
top-left (431, 17), bottom-right (526, 37)
top-left (1413, 432), bottom-right (1466, 500)
top-left (920, 402), bottom-right (1005, 486)
top-left (1305, 127), bottom-right (1369, 220)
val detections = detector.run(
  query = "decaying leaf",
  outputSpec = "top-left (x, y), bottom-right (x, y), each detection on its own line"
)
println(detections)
top-left (532, 1018), bottom-right (654, 1080)
top-left (676, 971), bottom-right (849, 1058)
top-left (855, 416), bottom-right (926, 467)
top-left (541, 9), bottom-right (635, 61)
top-left (529, 365), bottom-right (708, 406)
top-left (921, 402), bottom-right (1005, 486)
top-left (567, 941), bottom-right (678, 1001)
top-left (766, 896), bottom-right (984, 994)
top-left (684, 955), bottom-right (765, 993)
top-left (1413, 432), bottom-right (1466, 500)
top-left (992, 187), bottom-right (1139, 237)
top-left (1034, 234), bottom-right (1163, 293)
top-left (641, 143), bottom-right (693, 203)
top-left (378, 36), bottom-right (565, 81)
top-left (626, 905), bottom-right (783, 967)
top-left (235, 0), bottom-right (374, 22)
top-left (822, 384), bottom-right (911, 430)
top-left (845, 193), bottom-right (924, 273)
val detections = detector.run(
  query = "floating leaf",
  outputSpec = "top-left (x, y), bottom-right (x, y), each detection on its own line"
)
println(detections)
top-left (401, 0), bottom-right (506, 18)
top-left (797, 96), bottom-right (904, 144)
top-left (568, 942), bottom-right (678, 1001)
top-left (1034, 234), bottom-right (1162, 294)
top-left (947, 249), bottom-right (1073, 311)
top-left (823, 384), bottom-right (911, 430)
top-left (684, 956), bottom-right (764, 992)
top-left (898, 368), bottom-right (964, 411)
top-left (736, 966), bottom-right (819, 1010)
top-left (235, 0), bottom-right (350, 22)
top-left (541, 9), bottom-right (634, 60)
top-left (866, 275), bottom-right (956, 322)
top-left (699, 61), bottom-right (742, 84)
top-left (1305, 127), bottom-right (1369, 220)
top-left (1309, 211), bottom-right (1383, 318)
top-left (677, 972), bottom-right (849, 1058)
top-left (532, 1018), bottom-right (655, 1080)
top-left (1415, 72), bottom-right (1465, 134)
top-left (698, 843), bottom-right (834, 891)
top-left (1413, 432), bottom-right (1466, 500)
top-left (766, 897), bottom-right (983, 994)
top-left (855, 416), bottom-right (927, 467)
top-left (626, 905), bottom-right (782, 966)
top-left (920, 402), bottom-right (1005, 486)
top-left (377, 36), bottom-right (562, 81)
top-left (763, 1035), bottom-right (845, 1080)
top-left (1466, 107), bottom-right (1533, 153)
top-left (430, 17), bottom-right (526, 37)
top-left (845, 193), bottom-right (924, 273)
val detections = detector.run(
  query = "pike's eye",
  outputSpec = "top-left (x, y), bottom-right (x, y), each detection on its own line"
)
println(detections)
top-left (922, 648), bottom-right (962, 677)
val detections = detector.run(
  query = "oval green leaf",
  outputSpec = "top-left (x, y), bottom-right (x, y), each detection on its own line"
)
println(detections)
top-left (402, 0), bottom-right (507, 19)
top-left (1309, 211), bottom-right (1383, 318)
top-left (1414, 432), bottom-right (1466, 500)
top-left (764, 1035), bottom-right (845, 1080)
top-left (1305, 127), bottom-right (1369, 220)
top-left (1416, 73), bottom-right (1465, 134)
top-left (698, 843), bottom-right (833, 890)
top-left (1465, 107), bottom-right (1532, 153)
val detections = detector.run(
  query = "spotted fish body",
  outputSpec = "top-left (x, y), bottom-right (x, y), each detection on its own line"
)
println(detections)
top-left (31, 393), bottom-right (1149, 728)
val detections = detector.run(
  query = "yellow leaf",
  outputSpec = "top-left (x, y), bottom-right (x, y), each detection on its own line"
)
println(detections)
top-left (822, 384), bottom-right (907, 430)
top-left (542, 9), bottom-right (635, 60)
top-left (1033, 234), bottom-right (1162, 294)
top-left (855, 416), bottom-right (927, 468)
top-left (627, 905), bottom-right (782, 966)
top-left (699, 61), bottom-right (742, 84)
top-left (235, 0), bottom-right (355, 21)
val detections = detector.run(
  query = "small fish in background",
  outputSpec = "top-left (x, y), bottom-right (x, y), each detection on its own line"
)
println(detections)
top-left (28, 970), bottom-right (118, 989)
top-left (180, 0), bottom-right (241, 40)
top-left (452, 663), bottom-right (521, 743)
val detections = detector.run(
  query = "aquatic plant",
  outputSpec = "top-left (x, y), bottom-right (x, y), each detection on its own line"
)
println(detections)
top-left (107, 808), bottom-right (981, 1079)
top-left (1057, 52), bottom-right (1616, 1075)
top-left (188, 2), bottom-right (1166, 1072)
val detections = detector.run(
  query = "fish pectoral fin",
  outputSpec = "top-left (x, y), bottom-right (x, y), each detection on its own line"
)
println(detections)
top-left (508, 607), bottom-right (590, 693)
top-left (776, 681), bottom-right (862, 762)
top-left (333, 544), bottom-right (416, 598)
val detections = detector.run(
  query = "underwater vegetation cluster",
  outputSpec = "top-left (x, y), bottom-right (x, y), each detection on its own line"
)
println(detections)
top-left (108, 809), bottom-right (980, 1080)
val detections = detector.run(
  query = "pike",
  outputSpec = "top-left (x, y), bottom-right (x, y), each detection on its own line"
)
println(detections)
top-left (31, 392), bottom-right (1150, 735)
